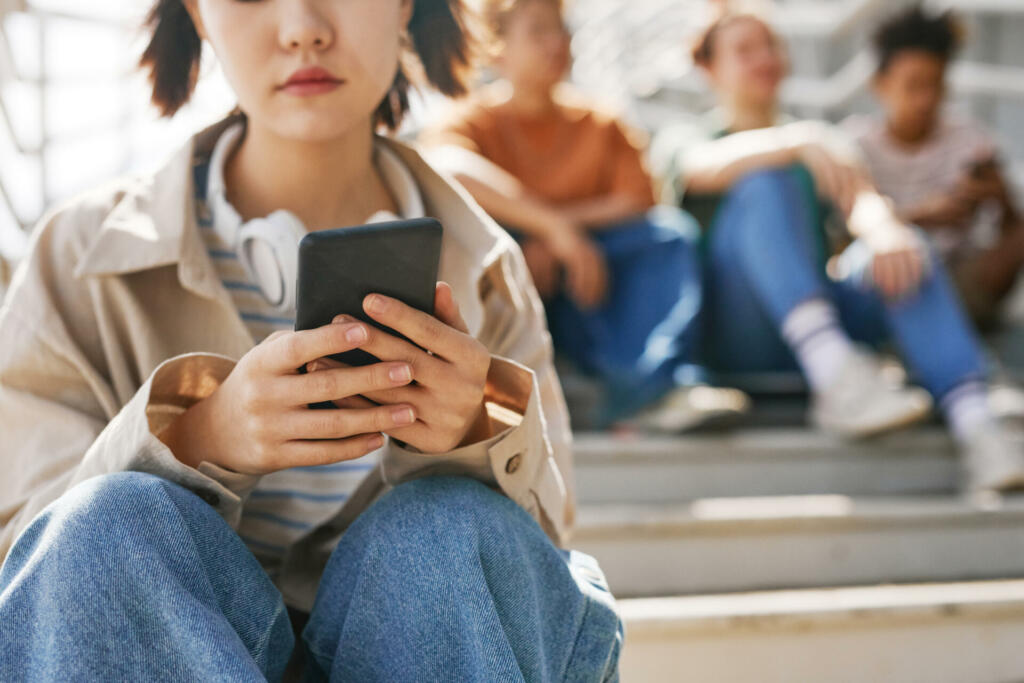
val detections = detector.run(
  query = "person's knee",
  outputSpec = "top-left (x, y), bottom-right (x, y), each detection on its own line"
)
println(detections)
top-left (60, 471), bottom-right (179, 524)
top-left (732, 167), bottom-right (796, 200)
top-left (338, 476), bottom-right (542, 575)
top-left (21, 472), bottom-right (195, 560)
top-left (372, 476), bottom-right (515, 537)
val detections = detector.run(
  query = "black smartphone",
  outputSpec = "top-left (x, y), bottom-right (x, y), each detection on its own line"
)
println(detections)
top-left (295, 217), bottom-right (443, 367)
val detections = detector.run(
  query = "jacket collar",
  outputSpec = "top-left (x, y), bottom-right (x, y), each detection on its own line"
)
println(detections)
top-left (73, 112), bottom-right (509, 333)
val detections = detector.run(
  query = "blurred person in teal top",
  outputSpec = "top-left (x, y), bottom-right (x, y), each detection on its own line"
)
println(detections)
top-left (652, 8), bottom-right (1024, 493)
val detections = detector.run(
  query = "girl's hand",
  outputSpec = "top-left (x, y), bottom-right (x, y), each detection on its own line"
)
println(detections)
top-left (160, 320), bottom-right (419, 475)
top-left (331, 282), bottom-right (493, 454)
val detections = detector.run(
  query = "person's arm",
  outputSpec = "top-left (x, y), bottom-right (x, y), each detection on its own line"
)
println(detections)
top-left (0, 210), bottom-right (264, 564)
top-left (558, 194), bottom-right (650, 230)
top-left (846, 187), bottom-right (929, 300)
top-left (428, 145), bottom-right (609, 308)
top-left (683, 121), bottom-right (866, 214)
top-left (379, 245), bottom-right (576, 543)
top-left (683, 124), bottom-right (807, 193)
top-left (896, 193), bottom-right (977, 230)
top-left (428, 145), bottom-right (574, 241)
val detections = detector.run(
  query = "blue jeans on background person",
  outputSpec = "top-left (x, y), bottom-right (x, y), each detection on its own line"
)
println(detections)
top-left (540, 207), bottom-right (708, 425)
top-left (0, 472), bottom-right (622, 682)
top-left (703, 167), bottom-right (988, 399)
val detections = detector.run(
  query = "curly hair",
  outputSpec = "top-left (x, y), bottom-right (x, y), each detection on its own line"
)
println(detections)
top-left (873, 5), bottom-right (963, 74)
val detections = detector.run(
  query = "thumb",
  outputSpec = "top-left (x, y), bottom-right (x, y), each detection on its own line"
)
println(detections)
top-left (433, 281), bottom-right (469, 333)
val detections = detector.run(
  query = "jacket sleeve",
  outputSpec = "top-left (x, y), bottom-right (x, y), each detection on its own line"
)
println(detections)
top-left (0, 210), bottom-right (260, 564)
top-left (380, 243), bottom-right (575, 545)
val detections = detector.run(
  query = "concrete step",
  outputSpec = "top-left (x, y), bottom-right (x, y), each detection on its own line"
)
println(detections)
top-left (574, 429), bottom-right (958, 504)
top-left (617, 580), bottom-right (1024, 683)
top-left (573, 495), bottom-right (1024, 598)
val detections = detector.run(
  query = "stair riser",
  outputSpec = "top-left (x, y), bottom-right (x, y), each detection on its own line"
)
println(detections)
top-left (575, 522), bottom-right (1024, 597)
top-left (619, 613), bottom-right (1024, 683)
top-left (575, 457), bottom-right (958, 503)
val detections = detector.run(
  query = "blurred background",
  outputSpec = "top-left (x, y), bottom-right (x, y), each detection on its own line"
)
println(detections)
top-left (3, 1), bottom-right (1024, 681)
top-left (4, 1), bottom-right (1023, 266)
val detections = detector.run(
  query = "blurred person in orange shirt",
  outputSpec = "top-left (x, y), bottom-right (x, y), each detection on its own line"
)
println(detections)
top-left (424, 0), bottom-right (749, 432)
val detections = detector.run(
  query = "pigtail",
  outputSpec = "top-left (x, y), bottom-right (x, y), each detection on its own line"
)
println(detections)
top-left (139, 0), bottom-right (203, 117)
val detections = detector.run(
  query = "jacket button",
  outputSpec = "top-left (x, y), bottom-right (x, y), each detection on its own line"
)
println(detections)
top-left (505, 454), bottom-right (522, 475)
top-left (199, 490), bottom-right (220, 506)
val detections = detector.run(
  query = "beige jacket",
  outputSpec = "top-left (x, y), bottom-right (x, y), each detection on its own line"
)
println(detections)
top-left (0, 115), bottom-right (574, 610)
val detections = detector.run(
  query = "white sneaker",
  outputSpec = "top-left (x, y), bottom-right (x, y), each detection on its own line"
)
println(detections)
top-left (963, 423), bottom-right (1024, 493)
top-left (811, 351), bottom-right (932, 439)
top-left (625, 385), bottom-right (751, 434)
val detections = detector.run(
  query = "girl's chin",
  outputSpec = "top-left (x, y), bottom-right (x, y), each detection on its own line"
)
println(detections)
top-left (258, 105), bottom-right (375, 139)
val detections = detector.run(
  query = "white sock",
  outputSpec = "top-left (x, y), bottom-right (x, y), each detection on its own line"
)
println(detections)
top-left (941, 381), bottom-right (995, 443)
top-left (781, 299), bottom-right (856, 392)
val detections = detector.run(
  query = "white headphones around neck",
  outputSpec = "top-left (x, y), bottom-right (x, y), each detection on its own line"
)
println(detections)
top-left (207, 124), bottom-right (306, 313)
top-left (206, 122), bottom-right (424, 314)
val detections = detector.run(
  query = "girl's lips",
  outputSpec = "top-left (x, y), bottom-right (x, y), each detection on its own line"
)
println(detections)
top-left (280, 67), bottom-right (344, 96)
top-left (281, 80), bottom-right (343, 96)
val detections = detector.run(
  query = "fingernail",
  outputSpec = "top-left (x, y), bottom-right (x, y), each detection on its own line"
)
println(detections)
top-left (308, 360), bottom-right (326, 373)
top-left (334, 314), bottom-right (354, 324)
top-left (391, 406), bottom-right (415, 425)
top-left (365, 295), bottom-right (385, 314)
top-left (368, 434), bottom-right (385, 450)
top-left (389, 365), bottom-right (412, 383)
top-left (345, 325), bottom-right (367, 344)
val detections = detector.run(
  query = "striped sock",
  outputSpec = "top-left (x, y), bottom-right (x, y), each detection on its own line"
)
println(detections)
top-left (781, 299), bottom-right (856, 392)
top-left (941, 381), bottom-right (994, 443)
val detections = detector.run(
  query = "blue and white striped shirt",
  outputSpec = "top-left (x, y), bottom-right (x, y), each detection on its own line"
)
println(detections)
top-left (191, 126), bottom-right (424, 572)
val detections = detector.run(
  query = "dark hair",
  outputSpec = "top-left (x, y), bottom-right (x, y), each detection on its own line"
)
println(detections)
top-left (481, 0), bottom-right (564, 39)
top-left (691, 10), bottom-right (773, 68)
top-left (873, 5), bottom-right (962, 75)
top-left (139, 0), bottom-right (477, 128)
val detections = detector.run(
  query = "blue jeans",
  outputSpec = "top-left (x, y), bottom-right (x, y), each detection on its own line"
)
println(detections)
top-left (542, 207), bottom-right (707, 423)
top-left (0, 472), bottom-right (622, 682)
top-left (704, 168), bottom-right (987, 399)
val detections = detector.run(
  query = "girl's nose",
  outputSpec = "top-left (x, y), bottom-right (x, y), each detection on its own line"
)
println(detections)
top-left (278, 1), bottom-right (334, 52)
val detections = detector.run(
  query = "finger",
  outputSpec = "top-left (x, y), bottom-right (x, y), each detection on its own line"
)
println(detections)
top-left (891, 254), bottom-right (911, 297)
top-left (594, 252), bottom-right (610, 304)
top-left (359, 383), bottom-right (428, 410)
top-left (573, 258), bottom-right (589, 309)
top-left (357, 325), bottom-right (449, 385)
top-left (585, 263), bottom-right (603, 308)
top-left (573, 257), bottom-right (598, 310)
top-left (434, 282), bottom-right (470, 334)
top-left (263, 322), bottom-right (370, 374)
top-left (287, 403), bottom-right (417, 440)
top-left (283, 362), bottom-right (413, 405)
top-left (873, 256), bottom-right (896, 298)
top-left (364, 293), bottom-right (467, 359)
top-left (383, 421), bottom-right (454, 455)
top-left (331, 395), bottom-right (377, 410)
top-left (283, 433), bottom-right (386, 468)
top-left (906, 249), bottom-right (925, 290)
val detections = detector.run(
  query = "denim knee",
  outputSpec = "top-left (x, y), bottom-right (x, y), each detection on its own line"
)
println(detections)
top-left (375, 475), bottom-right (512, 526)
top-left (732, 167), bottom-right (797, 200)
top-left (2, 471), bottom-right (214, 578)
